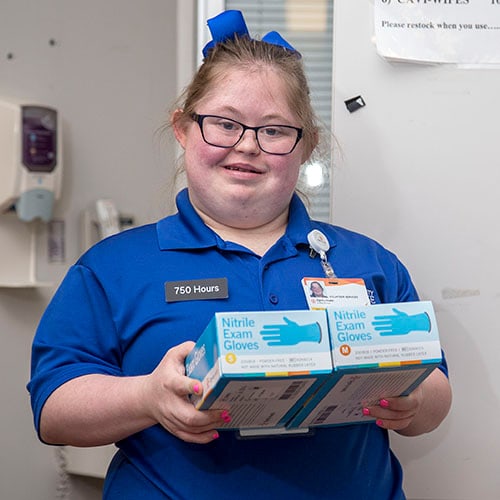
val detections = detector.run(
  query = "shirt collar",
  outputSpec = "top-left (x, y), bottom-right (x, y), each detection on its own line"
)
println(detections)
top-left (156, 188), bottom-right (336, 251)
top-left (157, 189), bottom-right (218, 250)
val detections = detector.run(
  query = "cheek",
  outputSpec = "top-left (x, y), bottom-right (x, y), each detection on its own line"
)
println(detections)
top-left (184, 140), bottom-right (226, 177)
top-left (272, 156), bottom-right (301, 187)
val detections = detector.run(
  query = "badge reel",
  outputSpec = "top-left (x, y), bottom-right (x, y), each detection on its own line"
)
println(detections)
top-left (304, 230), bottom-right (370, 308)
top-left (307, 230), bottom-right (336, 278)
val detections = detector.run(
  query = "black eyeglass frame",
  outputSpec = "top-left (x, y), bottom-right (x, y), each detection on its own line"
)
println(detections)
top-left (191, 113), bottom-right (303, 155)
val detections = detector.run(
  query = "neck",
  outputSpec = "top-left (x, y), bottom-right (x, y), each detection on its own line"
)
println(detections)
top-left (198, 209), bottom-right (289, 256)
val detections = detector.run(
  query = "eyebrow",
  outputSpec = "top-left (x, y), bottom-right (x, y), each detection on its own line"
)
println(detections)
top-left (208, 106), bottom-right (293, 124)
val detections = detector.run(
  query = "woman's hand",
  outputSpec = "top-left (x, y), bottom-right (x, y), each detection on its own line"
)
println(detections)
top-left (363, 385), bottom-right (424, 431)
top-left (363, 368), bottom-right (451, 436)
top-left (142, 341), bottom-right (228, 444)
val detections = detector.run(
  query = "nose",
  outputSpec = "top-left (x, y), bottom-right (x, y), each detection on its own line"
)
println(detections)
top-left (234, 128), bottom-right (261, 154)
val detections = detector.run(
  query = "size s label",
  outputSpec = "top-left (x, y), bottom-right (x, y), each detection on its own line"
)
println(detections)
top-left (165, 278), bottom-right (228, 302)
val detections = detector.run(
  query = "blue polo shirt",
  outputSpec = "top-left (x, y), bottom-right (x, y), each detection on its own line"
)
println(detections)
top-left (29, 188), bottom-right (447, 499)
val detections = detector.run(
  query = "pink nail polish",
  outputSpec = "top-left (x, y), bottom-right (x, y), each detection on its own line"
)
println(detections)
top-left (376, 419), bottom-right (384, 427)
top-left (221, 410), bottom-right (232, 423)
top-left (212, 431), bottom-right (220, 440)
top-left (193, 383), bottom-right (200, 394)
top-left (362, 407), bottom-right (370, 416)
top-left (380, 399), bottom-right (390, 408)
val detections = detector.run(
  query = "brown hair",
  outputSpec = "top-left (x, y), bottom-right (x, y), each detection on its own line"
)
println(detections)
top-left (172, 35), bottom-right (319, 158)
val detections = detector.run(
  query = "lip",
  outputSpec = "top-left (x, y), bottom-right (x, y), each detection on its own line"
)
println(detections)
top-left (222, 163), bottom-right (263, 175)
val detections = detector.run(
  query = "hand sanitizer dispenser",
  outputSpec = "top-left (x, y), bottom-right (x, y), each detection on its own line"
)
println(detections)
top-left (0, 100), bottom-right (62, 222)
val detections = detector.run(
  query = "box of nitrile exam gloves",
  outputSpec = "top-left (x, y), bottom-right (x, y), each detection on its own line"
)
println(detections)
top-left (185, 310), bottom-right (332, 432)
top-left (289, 301), bottom-right (442, 428)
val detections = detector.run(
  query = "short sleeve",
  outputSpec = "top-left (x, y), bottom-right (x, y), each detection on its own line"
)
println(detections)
top-left (27, 264), bottom-right (123, 437)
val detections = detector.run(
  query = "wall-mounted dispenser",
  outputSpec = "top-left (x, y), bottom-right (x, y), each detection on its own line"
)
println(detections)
top-left (0, 100), bottom-right (62, 287)
top-left (0, 100), bottom-right (62, 222)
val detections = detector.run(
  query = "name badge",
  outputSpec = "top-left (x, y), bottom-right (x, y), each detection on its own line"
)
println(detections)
top-left (301, 277), bottom-right (370, 309)
top-left (165, 278), bottom-right (228, 302)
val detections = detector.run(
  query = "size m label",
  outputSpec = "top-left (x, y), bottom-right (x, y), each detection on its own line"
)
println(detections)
top-left (165, 278), bottom-right (228, 302)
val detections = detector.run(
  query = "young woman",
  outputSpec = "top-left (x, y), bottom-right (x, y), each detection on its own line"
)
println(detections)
top-left (28, 10), bottom-right (451, 499)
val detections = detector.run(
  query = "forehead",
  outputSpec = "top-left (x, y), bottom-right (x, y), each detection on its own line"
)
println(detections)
top-left (198, 67), bottom-right (295, 119)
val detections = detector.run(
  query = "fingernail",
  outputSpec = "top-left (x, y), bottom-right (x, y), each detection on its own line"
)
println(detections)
top-left (193, 383), bottom-right (200, 394)
top-left (380, 399), bottom-right (390, 408)
top-left (376, 419), bottom-right (384, 427)
top-left (221, 410), bottom-right (232, 423)
top-left (362, 407), bottom-right (370, 416)
top-left (212, 431), bottom-right (219, 440)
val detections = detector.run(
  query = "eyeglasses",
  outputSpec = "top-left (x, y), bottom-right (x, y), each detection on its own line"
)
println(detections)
top-left (191, 113), bottom-right (303, 155)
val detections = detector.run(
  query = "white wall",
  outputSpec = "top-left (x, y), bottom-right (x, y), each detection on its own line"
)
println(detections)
top-left (0, 1), bottom-right (181, 498)
top-left (331, 2), bottom-right (500, 500)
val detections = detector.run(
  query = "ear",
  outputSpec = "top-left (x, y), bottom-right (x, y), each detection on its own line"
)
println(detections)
top-left (172, 108), bottom-right (188, 149)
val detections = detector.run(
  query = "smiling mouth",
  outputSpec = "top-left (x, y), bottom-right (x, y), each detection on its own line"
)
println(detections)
top-left (225, 165), bottom-right (262, 174)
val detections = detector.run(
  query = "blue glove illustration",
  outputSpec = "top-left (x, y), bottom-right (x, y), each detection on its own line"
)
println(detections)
top-left (371, 309), bottom-right (431, 336)
top-left (259, 317), bottom-right (322, 346)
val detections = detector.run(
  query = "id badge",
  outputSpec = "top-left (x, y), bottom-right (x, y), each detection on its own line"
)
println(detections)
top-left (302, 277), bottom-right (370, 310)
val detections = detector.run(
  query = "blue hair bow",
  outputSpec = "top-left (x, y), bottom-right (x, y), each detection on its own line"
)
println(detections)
top-left (202, 10), bottom-right (301, 59)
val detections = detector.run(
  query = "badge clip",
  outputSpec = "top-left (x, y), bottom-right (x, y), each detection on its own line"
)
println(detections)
top-left (307, 230), bottom-right (336, 278)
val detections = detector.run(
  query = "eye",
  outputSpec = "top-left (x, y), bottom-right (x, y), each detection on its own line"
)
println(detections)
top-left (261, 126), bottom-right (283, 138)
top-left (215, 119), bottom-right (240, 132)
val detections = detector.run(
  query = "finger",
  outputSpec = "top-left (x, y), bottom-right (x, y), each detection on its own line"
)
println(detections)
top-left (163, 372), bottom-right (203, 400)
top-left (170, 341), bottom-right (196, 373)
top-left (163, 403), bottom-right (226, 437)
top-left (175, 427), bottom-right (221, 444)
top-left (164, 407), bottom-right (224, 441)
top-left (182, 407), bottom-right (226, 428)
top-left (365, 406), bottom-right (416, 423)
top-left (260, 327), bottom-right (281, 333)
top-left (379, 394), bottom-right (420, 412)
top-left (165, 342), bottom-right (205, 397)
top-left (261, 334), bottom-right (281, 340)
top-left (362, 398), bottom-right (417, 421)
top-left (374, 416), bottom-right (415, 431)
top-left (190, 380), bottom-right (203, 397)
top-left (365, 410), bottom-right (420, 434)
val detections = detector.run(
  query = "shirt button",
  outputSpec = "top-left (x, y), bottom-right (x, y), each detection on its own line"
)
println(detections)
top-left (269, 294), bottom-right (279, 305)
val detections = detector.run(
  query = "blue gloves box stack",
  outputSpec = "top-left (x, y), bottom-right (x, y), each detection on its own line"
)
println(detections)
top-left (185, 302), bottom-right (441, 433)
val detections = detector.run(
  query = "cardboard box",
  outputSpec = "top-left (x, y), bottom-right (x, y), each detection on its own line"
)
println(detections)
top-left (289, 301), bottom-right (442, 428)
top-left (185, 310), bottom-right (332, 431)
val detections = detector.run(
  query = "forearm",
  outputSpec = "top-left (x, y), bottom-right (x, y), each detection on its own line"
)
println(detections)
top-left (40, 374), bottom-right (156, 447)
top-left (396, 368), bottom-right (452, 437)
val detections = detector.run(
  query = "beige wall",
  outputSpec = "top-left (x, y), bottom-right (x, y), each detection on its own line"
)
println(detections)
top-left (0, 1), bottom-right (182, 498)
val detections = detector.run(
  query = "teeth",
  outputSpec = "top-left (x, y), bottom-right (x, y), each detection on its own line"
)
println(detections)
top-left (226, 166), bottom-right (259, 173)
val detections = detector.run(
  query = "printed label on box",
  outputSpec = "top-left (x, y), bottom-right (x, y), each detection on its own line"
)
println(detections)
top-left (328, 301), bottom-right (442, 367)
top-left (211, 378), bottom-right (316, 428)
top-left (299, 368), bottom-right (428, 427)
